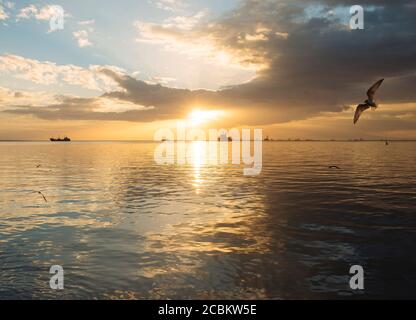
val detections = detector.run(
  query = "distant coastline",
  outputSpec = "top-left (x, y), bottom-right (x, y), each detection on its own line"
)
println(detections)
top-left (1, 139), bottom-right (416, 142)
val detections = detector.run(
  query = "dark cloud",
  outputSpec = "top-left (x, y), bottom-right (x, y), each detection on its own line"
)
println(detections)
top-left (3, 0), bottom-right (416, 126)
top-left (209, 0), bottom-right (416, 120)
top-left (100, 69), bottom-right (220, 119)
top-left (4, 96), bottom-right (168, 122)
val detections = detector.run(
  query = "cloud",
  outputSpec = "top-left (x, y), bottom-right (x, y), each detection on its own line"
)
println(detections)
top-left (5, 2), bottom-right (14, 9)
top-left (17, 4), bottom-right (62, 21)
top-left (134, 10), bottom-right (255, 70)
top-left (130, 0), bottom-right (416, 125)
top-left (16, 4), bottom-right (37, 19)
top-left (17, 4), bottom-right (66, 32)
top-left (0, 3), bottom-right (9, 20)
top-left (135, 10), bottom-right (207, 43)
top-left (150, 0), bottom-right (186, 12)
top-left (0, 54), bottom-right (122, 91)
top-left (205, 0), bottom-right (416, 118)
top-left (2, 0), bottom-right (416, 134)
top-left (2, 68), bottom-right (214, 122)
top-left (147, 76), bottom-right (177, 85)
top-left (78, 19), bottom-right (95, 26)
top-left (163, 10), bottom-right (207, 30)
top-left (3, 95), bottom-right (158, 122)
top-left (73, 30), bottom-right (93, 47)
top-left (0, 86), bottom-right (60, 108)
top-left (74, 20), bottom-right (95, 47)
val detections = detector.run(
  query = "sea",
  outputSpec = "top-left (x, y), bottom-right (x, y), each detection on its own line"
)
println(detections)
top-left (0, 141), bottom-right (415, 299)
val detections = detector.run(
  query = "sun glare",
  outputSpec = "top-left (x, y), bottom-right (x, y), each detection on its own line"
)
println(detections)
top-left (187, 109), bottom-right (222, 126)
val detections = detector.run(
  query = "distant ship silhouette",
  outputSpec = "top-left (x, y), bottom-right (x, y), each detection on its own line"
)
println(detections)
top-left (217, 132), bottom-right (233, 142)
top-left (50, 136), bottom-right (71, 142)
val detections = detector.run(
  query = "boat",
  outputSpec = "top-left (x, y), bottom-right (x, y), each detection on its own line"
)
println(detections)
top-left (217, 133), bottom-right (233, 142)
top-left (50, 136), bottom-right (71, 142)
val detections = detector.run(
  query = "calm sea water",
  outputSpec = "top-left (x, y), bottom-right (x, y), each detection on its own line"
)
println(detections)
top-left (0, 141), bottom-right (415, 299)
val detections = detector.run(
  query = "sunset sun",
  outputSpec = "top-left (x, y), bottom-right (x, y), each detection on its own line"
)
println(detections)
top-left (187, 109), bottom-right (223, 126)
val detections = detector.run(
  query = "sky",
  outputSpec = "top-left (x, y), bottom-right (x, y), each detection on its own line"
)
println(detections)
top-left (0, 0), bottom-right (416, 140)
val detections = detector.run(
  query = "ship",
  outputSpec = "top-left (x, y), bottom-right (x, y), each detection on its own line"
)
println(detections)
top-left (50, 136), bottom-right (71, 142)
top-left (217, 133), bottom-right (233, 142)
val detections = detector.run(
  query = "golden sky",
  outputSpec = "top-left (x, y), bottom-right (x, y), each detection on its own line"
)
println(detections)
top-left (1, 0), bottom-right (416, 140)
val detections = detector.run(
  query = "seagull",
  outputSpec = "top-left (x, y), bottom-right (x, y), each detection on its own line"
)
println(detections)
top-left (34, 191), bottom-right (48, 203)
top-left (354, 79), bottom-right (384, 124)
top-left (329, 165), bottom-right (341, 169)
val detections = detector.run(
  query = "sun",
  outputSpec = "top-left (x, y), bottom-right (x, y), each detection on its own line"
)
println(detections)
top-left (187, 109), bottom-right (222, 126)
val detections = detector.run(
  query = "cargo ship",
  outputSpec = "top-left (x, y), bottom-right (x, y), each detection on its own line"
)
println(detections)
top-left (50, 136), bottom-right (71, 142)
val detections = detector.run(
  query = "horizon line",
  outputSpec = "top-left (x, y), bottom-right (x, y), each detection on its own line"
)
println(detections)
top-left (1, 139), bottom-right (416, 142)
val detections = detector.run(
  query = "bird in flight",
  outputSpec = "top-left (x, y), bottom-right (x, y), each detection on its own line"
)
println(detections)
top-left (34, 191), bottom-right (48, 203)
top-left (354, 79), bottom-right (384, 124)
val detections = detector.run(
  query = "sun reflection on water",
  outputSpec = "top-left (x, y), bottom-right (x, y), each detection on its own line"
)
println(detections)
top-left (189, 141), bottom-right (206, 194)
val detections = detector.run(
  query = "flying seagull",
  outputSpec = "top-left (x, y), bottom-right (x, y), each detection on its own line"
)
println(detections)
top-left (354, 79), bottom-right (384, 124)
top-left (34, 191), bottom-right (48, 203)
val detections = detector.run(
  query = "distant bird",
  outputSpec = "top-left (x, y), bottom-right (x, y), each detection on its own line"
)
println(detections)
top-left (34, 191), bottom-right (48, 203)
top-left (329, 165), bottom-right (341, 169)
top-left (36, 164), bottom-right (41, 168)
top-left (354, 79), bottom-right (384, 124)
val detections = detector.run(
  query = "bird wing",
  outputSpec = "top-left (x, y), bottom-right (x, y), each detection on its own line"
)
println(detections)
top-left (354, 103), bottom-right (370, 124)
top-left (37, 191), bottom-right (47, 202)
top-left (367, 79), bottom-right (384, 101)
